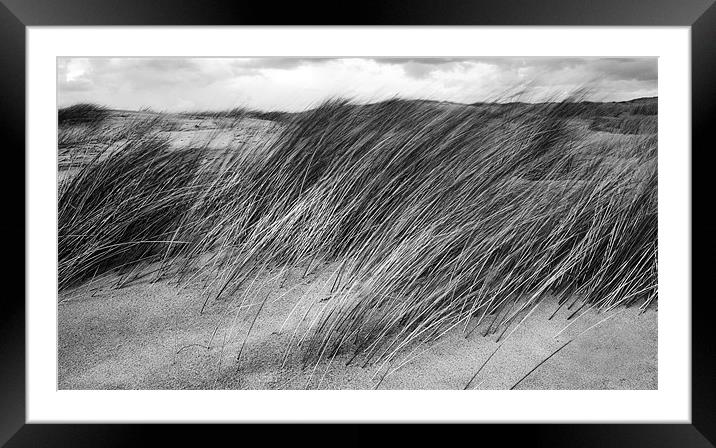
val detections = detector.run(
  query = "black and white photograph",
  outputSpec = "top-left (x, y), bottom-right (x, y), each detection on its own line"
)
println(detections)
top-left (55, 56), bottom-right (659, 391)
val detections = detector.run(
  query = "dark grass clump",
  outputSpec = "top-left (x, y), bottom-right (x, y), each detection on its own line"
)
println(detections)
top-left (57, 97), bottom-right (657, 370)
top-left (58, 136), bottom-right (209, 290)
top-left (58, 103), bottom-right (111, 126)
top-left (246, 111), bottom-right (292, 122)
top-left (182, 107), bottom-right (292, 123)
top-left (589, 114), bottom-right (657, 134)
top-left (548, 97), bottom-right (657, 119)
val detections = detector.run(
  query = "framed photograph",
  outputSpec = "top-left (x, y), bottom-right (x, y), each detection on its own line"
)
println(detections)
top-left (6, 0), bottom-right (713, 444)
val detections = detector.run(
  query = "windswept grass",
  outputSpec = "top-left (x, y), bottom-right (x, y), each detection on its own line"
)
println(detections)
top-left (58, 137), bottom-right (209, 289)
top-left (58, 98), bottom-right (657, 370)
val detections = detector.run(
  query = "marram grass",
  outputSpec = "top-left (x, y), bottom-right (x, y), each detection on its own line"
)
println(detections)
top-left (58, 98), bottom-right (657, 368)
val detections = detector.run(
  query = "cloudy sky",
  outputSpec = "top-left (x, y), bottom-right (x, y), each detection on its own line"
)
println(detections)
top-left (58, 57), bottom-right (657, 112)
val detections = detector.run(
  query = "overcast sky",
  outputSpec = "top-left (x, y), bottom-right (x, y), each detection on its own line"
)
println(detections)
top-left (58, 57), bottom-right (657, 112)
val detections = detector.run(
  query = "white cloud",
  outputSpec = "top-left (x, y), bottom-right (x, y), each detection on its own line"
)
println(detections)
top-left (58, 57), bottom-right (657, 112)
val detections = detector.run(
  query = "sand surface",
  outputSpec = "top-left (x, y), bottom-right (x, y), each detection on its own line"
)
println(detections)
top-left (58, 263), bottom-right (656, 390)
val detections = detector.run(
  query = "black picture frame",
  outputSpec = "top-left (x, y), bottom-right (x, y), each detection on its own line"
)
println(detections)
top-left (3, 0), bottom-right (713, 445)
